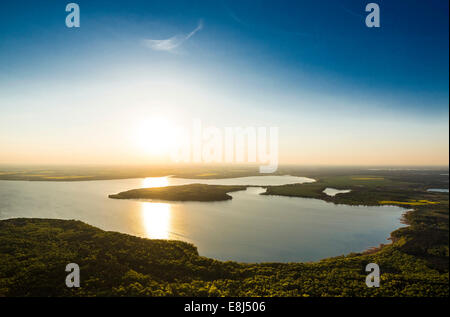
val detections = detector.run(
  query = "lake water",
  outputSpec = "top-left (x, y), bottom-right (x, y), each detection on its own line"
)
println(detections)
top-left (0, 175), bottom-right (406, 263)
top-left (323, 188), bottom-right (352, 197)
top-left (427, 188), bottom-right (449, 193)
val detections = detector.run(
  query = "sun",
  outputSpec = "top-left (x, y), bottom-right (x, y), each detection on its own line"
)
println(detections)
top-left (134, 117), bottom-right (180, 156)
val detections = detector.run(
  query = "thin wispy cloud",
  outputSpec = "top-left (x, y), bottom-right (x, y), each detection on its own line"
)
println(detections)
top-left (142, 21), bottom-right (203, 53)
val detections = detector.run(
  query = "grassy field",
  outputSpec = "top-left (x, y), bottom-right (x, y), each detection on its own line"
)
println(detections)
top-left (379, 200), bottom-right (439, 206)
top-left (109, 184), bottom-right (247, 202)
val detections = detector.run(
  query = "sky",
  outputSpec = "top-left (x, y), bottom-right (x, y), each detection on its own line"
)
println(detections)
top-left (0, 0), bottom-right (448, 166)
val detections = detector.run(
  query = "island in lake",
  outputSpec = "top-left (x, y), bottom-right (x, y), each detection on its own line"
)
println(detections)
top-left (109, 183), bottom-right (247, 201)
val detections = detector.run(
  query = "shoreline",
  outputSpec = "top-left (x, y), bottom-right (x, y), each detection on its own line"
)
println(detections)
top-left (1, 173), bottom-right (447, 268)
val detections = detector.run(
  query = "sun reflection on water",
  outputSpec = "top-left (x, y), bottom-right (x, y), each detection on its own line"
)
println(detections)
top-left (141, 177), bottom-right (169, 188)
top-left (141, 202), bottom-right (171, 239)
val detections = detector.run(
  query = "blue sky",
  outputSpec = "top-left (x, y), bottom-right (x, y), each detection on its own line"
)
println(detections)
top-left (0, 0), bottom-right (448, 165)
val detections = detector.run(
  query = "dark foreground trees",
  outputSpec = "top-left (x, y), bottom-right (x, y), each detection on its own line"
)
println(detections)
top-left (0, 218), bottom-right (447, 297)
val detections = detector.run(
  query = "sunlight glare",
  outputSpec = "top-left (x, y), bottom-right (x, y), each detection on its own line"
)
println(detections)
top-left (134, 118), bottom-right (181, 156)
top-left (141, 202), bottom-right (171, 239)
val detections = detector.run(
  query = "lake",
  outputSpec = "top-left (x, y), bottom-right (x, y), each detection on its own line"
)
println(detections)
top-left (0, 175), bottom-right (406, 263)
top-left (323, 188), bottom-right (352, 197)
top-left (427, 188), bottom-right (449, 193)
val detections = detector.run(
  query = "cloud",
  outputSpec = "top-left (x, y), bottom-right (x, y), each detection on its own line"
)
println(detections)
top-left (142, 21), bottom-right (203, 53)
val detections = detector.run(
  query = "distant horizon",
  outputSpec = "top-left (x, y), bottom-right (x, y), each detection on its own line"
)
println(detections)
top-left (0, 163), bottom-right (448, 169)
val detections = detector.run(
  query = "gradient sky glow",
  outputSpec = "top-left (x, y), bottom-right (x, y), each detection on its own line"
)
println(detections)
top-left (0, 0), bottom-right (448, 165)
